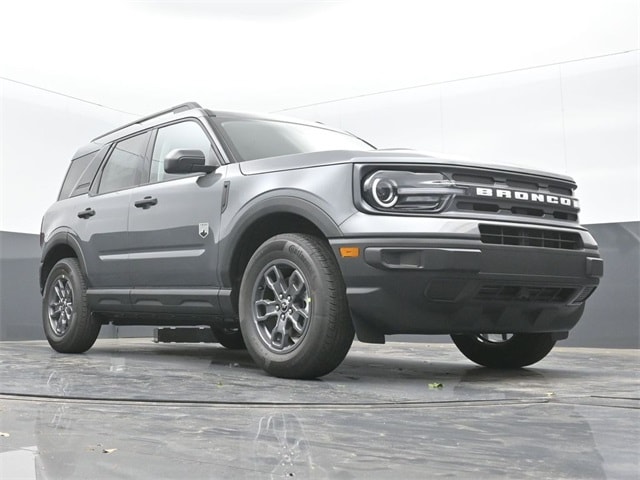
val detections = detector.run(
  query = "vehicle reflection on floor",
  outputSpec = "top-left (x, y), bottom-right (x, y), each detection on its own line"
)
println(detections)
top-left (0, 340), bottom-right (637, 479)
top-left (253, 413), bottom-right (315, 479)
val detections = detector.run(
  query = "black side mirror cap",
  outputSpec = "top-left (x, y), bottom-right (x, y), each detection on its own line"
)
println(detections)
top-left (164, 149), bottom-right (216, 174)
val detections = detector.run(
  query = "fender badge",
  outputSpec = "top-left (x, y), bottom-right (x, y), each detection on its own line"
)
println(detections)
top-left (199, 223), bottom-right (209, 239)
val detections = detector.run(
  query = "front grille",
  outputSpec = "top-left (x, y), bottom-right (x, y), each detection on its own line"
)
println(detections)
top-left (476, 285), bottom-right (577, 303)
top-left (448, 167), bottom-right (579, 222)
top-left (479, 225), bottom-right (583, 250)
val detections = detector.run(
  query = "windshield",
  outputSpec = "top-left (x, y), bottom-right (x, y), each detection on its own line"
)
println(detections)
top-left (212, 117), bottom-right (374, 162)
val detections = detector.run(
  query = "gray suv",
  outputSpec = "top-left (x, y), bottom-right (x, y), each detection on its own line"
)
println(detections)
top-left (40, 102), bottom-right (603, 378)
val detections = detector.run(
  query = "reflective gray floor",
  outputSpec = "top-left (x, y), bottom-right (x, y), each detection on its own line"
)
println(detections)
top-left (0, 339), bottom-right (638, 479)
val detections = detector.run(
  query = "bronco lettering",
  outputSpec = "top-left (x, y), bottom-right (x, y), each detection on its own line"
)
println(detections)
top-left (474, 187), bottom-right (579, 208)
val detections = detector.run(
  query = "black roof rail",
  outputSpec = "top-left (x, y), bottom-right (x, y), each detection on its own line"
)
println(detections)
top-left (92, 102), bottom-right (202, 142)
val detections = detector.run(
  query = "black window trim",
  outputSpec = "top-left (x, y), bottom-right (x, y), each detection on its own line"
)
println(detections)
top-left (56, 148), bottom-right (100, 201)
top-left (90, 130), bottom-right (153, 197)
top-left (143, 117), bottom-right (223, 185)
top-left (68, 145), bottom-right (110, 199)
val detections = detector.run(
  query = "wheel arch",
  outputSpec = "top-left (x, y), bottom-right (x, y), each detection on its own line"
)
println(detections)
top-left (40, 233), bottom-right (87, 293)
top-left (219, 197), bottom-right (343, 314)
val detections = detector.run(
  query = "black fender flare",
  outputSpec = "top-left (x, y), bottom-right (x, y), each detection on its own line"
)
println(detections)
top-left (217, 194), bottom-right (343, 286)
top-left (40, 230), bottom-right (88, 291)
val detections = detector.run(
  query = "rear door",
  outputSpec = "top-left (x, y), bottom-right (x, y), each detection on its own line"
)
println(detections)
top-left (78, 132), bottom-right (151, 291)
top-left (127, 120), bottom-right (225, 311)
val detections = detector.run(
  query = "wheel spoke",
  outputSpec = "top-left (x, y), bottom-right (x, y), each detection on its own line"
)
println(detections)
top-left (255, 299), bottom-right (279, 322)
top-left (270, 316), bottom-right (289, 349)
top-left (478, 333), bottom-right (514, 344)
top-left (54, 283), bottom-right (64, 300)
top-left (264, 265), bottom-right (287, 297)
top-left (49, 303), bottom-right (63, 319)
top-left (286, 270), bottom-right (305, 298)
top-left (63, 282), bottom-right (73, 300)
top-left (288, 306), bottom-right (308, 334)
top-left (252, 260), bottom-right (312, 354)
top-left (288, 316), bottom-right (304, 335)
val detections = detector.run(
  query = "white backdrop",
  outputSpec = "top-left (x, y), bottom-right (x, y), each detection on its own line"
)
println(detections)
top-left (0, 80), bottom-right (135, 234)
top-left (280, 51), bottom-right (639, 226)
top-left (0, 51), bottom-right (637, 233)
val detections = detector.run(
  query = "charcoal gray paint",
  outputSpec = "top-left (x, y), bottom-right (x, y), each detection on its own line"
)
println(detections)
top-left (1, 223), bottom-right (637, 346)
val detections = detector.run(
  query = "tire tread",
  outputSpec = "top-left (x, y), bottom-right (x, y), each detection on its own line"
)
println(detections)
top-left (239, 233), bottom-right (354, 379)
top-left (43, 257), bottom-right (100, 353)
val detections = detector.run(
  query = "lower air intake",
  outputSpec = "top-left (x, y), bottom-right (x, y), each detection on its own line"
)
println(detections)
top-left (479, 225), bottom-right (582, 250)
top-left (475, 285), bottom-right (577, 303)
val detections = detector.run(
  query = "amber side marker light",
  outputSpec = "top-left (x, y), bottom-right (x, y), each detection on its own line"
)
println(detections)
top-left (340, 247), bottom-right (360, 258)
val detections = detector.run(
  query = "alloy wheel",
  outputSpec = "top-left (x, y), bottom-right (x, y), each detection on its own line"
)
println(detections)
top-left (251, 260), bottom-right (311, 354)
top-left (48, 275), bottom-right (74, 337)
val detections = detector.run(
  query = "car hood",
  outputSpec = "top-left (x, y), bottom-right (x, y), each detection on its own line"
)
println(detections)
top-left (237, 149), bottom-right (576, 185)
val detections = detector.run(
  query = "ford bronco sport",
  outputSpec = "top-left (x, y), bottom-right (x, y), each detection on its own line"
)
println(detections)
top-left (40, 102), bottom-right (603, 378)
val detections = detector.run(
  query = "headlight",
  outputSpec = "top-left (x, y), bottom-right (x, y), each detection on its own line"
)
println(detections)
top-left (371, 177), bottom-right (399, 207)
top-left (363, 170), bottom-right (464, 212)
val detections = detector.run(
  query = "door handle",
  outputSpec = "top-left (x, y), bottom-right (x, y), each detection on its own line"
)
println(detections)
top-left (77, 208), bottom-right (95, 219)
top-left (134, 196), bottom-right (158, 209)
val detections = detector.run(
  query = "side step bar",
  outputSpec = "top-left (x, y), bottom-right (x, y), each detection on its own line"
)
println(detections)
top-left (153, 327), bottom-right (216, 343)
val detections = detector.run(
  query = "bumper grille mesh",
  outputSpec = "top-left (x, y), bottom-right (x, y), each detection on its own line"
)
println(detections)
top-left (476, 285), bottom-right (577, 303)
top-left (479, 225), bottom-right (582, 250)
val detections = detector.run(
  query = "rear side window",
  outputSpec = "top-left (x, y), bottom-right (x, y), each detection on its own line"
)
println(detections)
top-left (58, 151), bottom-right (98, 200)
top-left (98, 132), bottom-right (150, 194)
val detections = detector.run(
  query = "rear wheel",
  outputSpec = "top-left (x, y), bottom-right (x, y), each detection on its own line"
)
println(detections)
top-left (451, 332), bottom-right (556, 368)
top-left (239, 233), bottom-right (354, 379)
top-left (42, 258), bottom-right (101, 353)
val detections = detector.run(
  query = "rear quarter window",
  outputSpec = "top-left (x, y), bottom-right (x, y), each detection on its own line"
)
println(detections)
top-left (58, 150), bottom-right (98, 200)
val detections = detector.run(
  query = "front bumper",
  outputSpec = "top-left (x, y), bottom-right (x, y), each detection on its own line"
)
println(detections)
top-left (329, 236), bottom-right (602, 342)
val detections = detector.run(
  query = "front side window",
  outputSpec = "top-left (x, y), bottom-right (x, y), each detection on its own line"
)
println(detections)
top-left (211, 118), bottom-right (374, 162)
top-left (150, 121), bottom-right (215, 183)
top-left (98, 133), bottom-right (149, 194)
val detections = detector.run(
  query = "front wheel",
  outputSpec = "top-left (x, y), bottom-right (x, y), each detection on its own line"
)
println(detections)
top-left (42, 258), bottom-right (101, 353)
top-left (451, 333), bottom-right (556, 368)
top-left (239, 233), bottom-right (354, 379)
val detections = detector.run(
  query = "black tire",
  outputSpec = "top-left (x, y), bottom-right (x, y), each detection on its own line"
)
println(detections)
top-left (212, 326), bottom-right (246, 350)
top-left (239, 233), bottom-right (354, 379)
top-left (451, 333), bottom-right (556, 368)
top-left (42, 258), bottom-right (101, 353)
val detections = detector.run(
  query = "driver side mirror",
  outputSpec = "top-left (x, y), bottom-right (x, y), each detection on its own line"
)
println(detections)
top-left (164, 149), bottom-right (216, 174)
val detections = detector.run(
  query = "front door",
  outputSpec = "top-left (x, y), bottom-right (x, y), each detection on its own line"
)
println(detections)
top-left (127, 120), bottom-right (225, 311)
